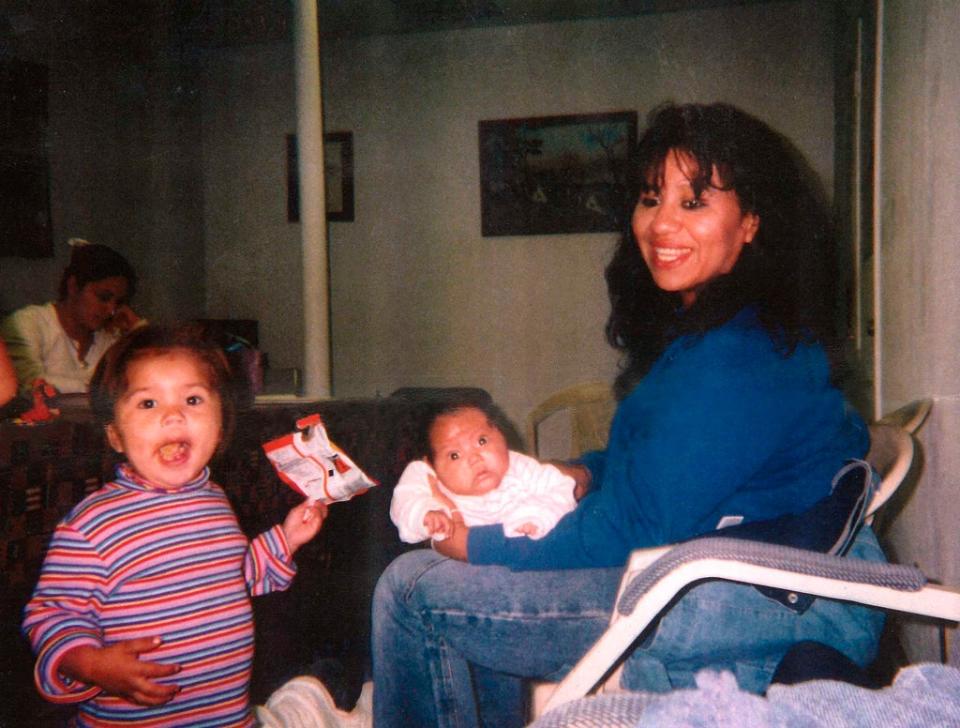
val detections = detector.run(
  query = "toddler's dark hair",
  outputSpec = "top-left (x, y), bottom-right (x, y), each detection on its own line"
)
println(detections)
top-left (89, 322), bottom-right (236, 451)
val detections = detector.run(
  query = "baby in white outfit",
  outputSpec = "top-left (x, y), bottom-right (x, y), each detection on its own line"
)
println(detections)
top-left (390, 402), bottom-right (577, 543)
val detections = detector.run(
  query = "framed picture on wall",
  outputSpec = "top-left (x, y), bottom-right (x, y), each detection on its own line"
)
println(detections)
top-left (0, 58), bottom-right (53, 257)
top-left (287, 131), bottom-right (355, 223)
top-left (479, 111), bottom-right (637, 236)
top-left (322, 132), bottom-right (354, 222)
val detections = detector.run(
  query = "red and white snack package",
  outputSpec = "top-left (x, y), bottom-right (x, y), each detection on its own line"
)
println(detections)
top-left (263, 414), bottom-right (377, 504)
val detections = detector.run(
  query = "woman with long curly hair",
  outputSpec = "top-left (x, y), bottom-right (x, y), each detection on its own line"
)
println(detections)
top-left (372, 102), bottom-right (884, 728)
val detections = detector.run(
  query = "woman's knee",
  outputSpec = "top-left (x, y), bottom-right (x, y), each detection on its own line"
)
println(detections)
top-left (373, 549), bottom-right (447, 613)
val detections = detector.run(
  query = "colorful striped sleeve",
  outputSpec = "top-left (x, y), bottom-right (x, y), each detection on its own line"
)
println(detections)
top-left (22, 523), bottom-right (107, 702)
top-left (244, 524), bottom-right (296, 596)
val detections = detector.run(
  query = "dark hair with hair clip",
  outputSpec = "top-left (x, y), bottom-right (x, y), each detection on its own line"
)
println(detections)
top-left (58, 243), bottom-right (138, 301)
top-left (604, 102), bottom-right (841, 399)
top-left (89, 322), bottom-right (236, 453)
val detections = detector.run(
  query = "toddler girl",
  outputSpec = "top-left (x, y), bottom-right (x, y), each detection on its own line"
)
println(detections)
top-left (22, 323), bottom-right (326, 727)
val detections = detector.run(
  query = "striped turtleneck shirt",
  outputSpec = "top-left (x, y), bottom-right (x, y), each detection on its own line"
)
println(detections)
top-left (23, 464), bottom-right (296, 727)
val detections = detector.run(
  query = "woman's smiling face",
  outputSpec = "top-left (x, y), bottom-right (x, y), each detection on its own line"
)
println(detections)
top-left (632, 150), bottom-right (759, 308)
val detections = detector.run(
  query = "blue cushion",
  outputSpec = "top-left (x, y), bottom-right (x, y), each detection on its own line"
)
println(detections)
top-left (692, 460), bottom-right (875, 612)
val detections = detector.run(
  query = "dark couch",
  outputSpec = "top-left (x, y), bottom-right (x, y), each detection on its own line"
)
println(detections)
top-left (1, 386), bottom-right (520, 725)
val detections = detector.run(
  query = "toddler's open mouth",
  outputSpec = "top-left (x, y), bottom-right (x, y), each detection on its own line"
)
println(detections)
top-left (158, 441), bottom-right (188, 463)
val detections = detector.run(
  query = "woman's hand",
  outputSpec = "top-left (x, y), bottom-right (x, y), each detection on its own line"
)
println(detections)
top-left (424, 509), bottom-right (455, 539)
top-left (432, 518), bottom-right (468, 560)
top-left (282, 500), bottom-right (328, 553)
top-left (106, 305), bottom-right (143, 335)
top-left (548, 461), bottom-right (593, 500)
top-left (59, 637), bottom-right (181, 706)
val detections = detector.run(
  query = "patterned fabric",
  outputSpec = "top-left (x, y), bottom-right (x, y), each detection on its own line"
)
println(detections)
top-left (530, 692), bottom-right (657, 728)
top-left (1, 418), bottom-right (116, 595)
top-left (22, 464), bottom-right (296, 727)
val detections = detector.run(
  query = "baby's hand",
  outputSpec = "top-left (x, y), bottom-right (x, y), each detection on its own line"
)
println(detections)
top-left (59, 636), bottom-right (180, 706)
top-left (282, 500), bottom-right (328, 553)
top-left (423, 509), bottom-right (454, 539)
top-left (515, 522), bottom-right (541, 537)
top-left (427, 473), bottom-right (460, 514)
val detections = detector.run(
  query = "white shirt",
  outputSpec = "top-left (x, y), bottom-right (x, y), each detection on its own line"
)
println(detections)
top-left (0, 302), bottom-right (120, 394)
top-left (390, 450), bottom-right (577, 543)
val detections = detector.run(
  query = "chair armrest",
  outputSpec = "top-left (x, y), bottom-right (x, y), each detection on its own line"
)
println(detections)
top-left (623, 545), bottom-right (673, 574)
top-left (541, 538), bottom-right (960, 716)
top-left (617, 538), bottom-right (927, 615)
top-left (865, 425), bottom-right (914, 519)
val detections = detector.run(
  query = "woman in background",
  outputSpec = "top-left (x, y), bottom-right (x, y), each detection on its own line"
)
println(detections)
top-left (1, 239), bottom-right (140, 396)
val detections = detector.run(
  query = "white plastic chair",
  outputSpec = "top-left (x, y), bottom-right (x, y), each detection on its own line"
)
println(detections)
top-left (537, 537), bottom-right (960, 717)
top-left (530, 420), bottom-right (927, 720)
top-left (865, 399), bottom-right (933, 530)
top-left (526, 381), bottom-right (615, 459)
top-left (877, 398), bottom-right (933, 435)
top-left (863, 423), bottom-right (914, 524)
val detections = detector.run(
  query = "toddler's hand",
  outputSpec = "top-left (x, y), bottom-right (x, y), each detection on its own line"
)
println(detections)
top-left (423, 509), bottom-right (454, 539)
top-left (59, 636), bottom-right (180, 706)
top-left (283, 500), bottom-right (328, 553)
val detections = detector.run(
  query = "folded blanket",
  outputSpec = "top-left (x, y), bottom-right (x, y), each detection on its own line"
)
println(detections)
top-left (528, 663), bottom-right (960, 727)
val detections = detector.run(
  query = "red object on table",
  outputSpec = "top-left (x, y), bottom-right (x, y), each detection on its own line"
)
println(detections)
top-left (18, 379), bottom-right (60, 424)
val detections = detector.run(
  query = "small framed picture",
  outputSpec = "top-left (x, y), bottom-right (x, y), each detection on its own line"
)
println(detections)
top-left (287, 131), bottom-right (355, 223)
top-left (0, 58), bottom-right (53, 257)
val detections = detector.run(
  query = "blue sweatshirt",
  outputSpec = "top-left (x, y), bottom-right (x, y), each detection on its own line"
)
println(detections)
top-left (469, 308), bottom-right (869, 570)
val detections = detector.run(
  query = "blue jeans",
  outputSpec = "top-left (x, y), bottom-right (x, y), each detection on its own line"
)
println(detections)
top-left (371, 527), bottom-right (886, 728)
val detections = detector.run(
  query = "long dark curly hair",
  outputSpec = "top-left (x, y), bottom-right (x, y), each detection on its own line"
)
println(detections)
top-left (605, 102), bottom-right (841, 399)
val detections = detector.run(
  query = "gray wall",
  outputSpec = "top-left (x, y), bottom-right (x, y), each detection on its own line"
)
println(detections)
top-left (2, 0), bottom-right (837, 433)
top-left (877, 0), bottom-right (960, 663)
top-left (4, 0), bottom-right (958, 665)
top-left (0, 52), bottom-right (205, 322)
top-left (317, 0), bottom-right (836, 428)
top-left (201, 44), bottom-right (304, 375)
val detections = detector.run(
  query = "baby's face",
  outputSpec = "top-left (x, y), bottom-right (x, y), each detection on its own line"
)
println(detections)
top-left (429, 407), bottom-right (509, 497)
